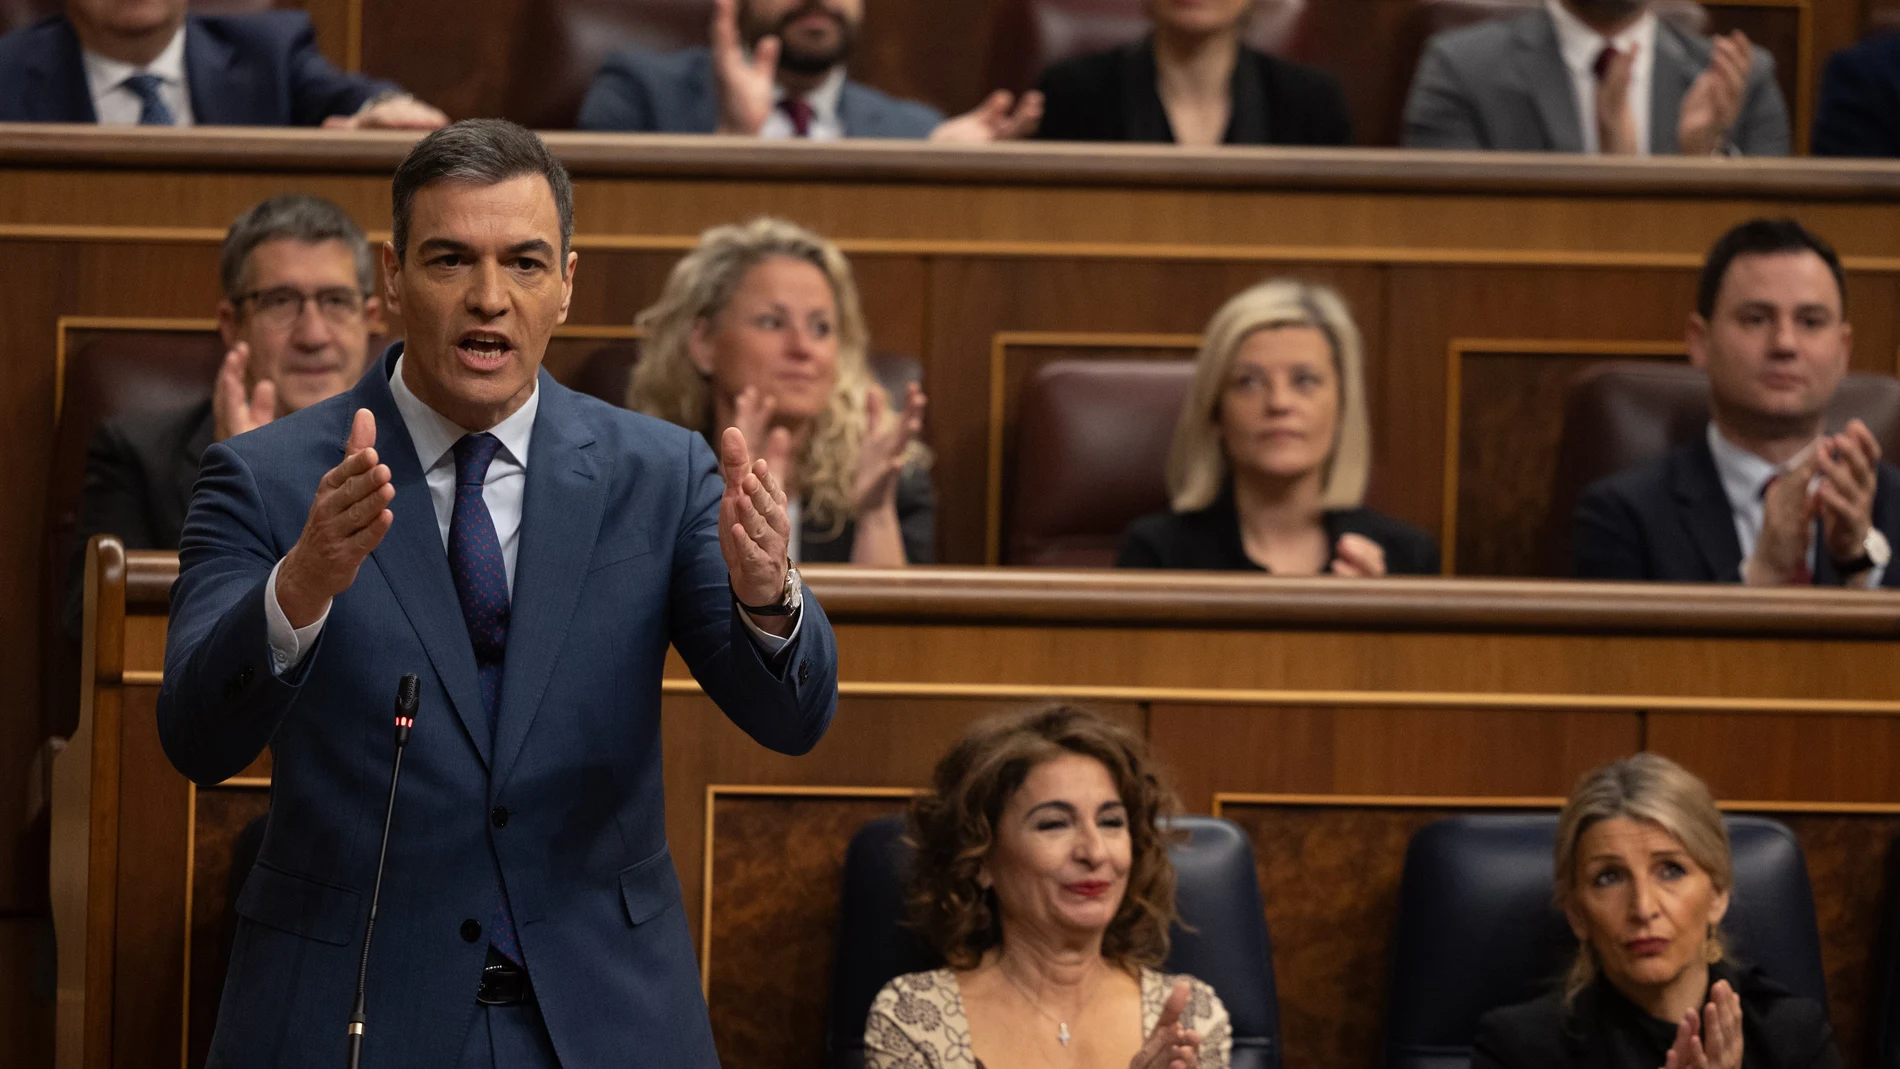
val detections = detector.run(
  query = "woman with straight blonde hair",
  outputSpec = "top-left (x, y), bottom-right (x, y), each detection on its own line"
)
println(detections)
top-left (1473, 753), bottom-right (1841, 1069)
top-left (629, 217), bottom-right (933, 565)
top-left (1115, 279), bottom-right (1436, 575)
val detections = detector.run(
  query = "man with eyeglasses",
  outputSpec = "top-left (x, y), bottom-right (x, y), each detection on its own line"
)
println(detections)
top-left (67, 193), bottom-right (379, 629)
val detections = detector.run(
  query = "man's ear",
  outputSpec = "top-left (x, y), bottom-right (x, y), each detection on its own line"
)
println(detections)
top-left (1686, 313), bottom-right (1710, 370)
top-left (557, 250), bottom-right (578, 325)
top-left (380, 241), bottom-right (403, 317)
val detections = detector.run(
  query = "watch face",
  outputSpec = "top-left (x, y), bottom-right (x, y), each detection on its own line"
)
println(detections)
top-left (1869, 530), bottom-right (1893, 568)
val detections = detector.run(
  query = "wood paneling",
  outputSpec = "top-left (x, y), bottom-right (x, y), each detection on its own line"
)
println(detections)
top-left (1649, 712), bottom-right (1900, 802)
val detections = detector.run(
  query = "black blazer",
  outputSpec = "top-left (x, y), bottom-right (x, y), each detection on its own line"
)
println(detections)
top-left (1473, 961), bottom-right (1842, 1069)
top-left (797, 466), bottom-right (937, 565)
top-left (1115, 490), bottom-right (1439, 573)
top-left (1572, 437), bottom-right (1900, 587)
top-left (1033, 36), bottom-right (1353, 146)
top-left (1812, 31), bottom-right (1900, 157)
top-left (0, 12), bottom-right (396, 125)
top-left (63, 399), bottom-right (214, 637)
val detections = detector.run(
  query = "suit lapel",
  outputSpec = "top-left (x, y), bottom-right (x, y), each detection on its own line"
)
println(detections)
top-left (490, 374), bottom-right (607, 788)
top-left (32, 18), bottom-right (97, 122)
top-left (1650, 22), bottom-right (1693, 154)
top-left (1671, 440), bottom-right (1743, 581)
top-left (358, 345), bottom-right (494, 768)
top-left (1516, 12), bottom-right (1584, 152)
top-left (183, 17), bottom-right (249, 125)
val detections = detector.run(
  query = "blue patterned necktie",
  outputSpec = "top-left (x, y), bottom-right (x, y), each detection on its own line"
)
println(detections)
top-left (120, 73), bottom-right (175, 125)
top-left (446, 433), bottom-right (522, 964)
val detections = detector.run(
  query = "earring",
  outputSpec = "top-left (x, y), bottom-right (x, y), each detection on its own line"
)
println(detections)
top-left (1704, 923), bottom-right (1722, 965)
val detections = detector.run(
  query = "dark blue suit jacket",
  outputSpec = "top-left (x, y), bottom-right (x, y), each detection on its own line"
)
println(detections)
top-left (1572, 436), bottom-right (1900, 587)
top-left (0, 12), bottom-right (395, 125)
top-left (576, 45), bottom-right (942, 137)
top-left (1812, 31), bottom-right (1900, 157)
top-left (158, 346), bottom-right (839, 1067)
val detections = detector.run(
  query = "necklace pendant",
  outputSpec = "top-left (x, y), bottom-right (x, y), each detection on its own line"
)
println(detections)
top-left (1057, 1023), bottom-right (1071, 1047)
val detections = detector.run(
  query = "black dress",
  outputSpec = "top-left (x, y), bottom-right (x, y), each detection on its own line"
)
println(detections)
top-left (1473, 961), bottom-right (1843, 1069)
top-left (1114, 488), bottom-right (1439, 574)
top-left (697, 428), bottom-right (937, 564)
top-left (1033, 35), bottom-right (1353, 146)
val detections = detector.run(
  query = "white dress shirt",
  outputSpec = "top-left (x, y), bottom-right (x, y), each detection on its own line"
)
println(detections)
top-left (265, 357), bottom-right (795, 674)
top-left (760, 65), bottom-right (847, 140)
top-left (1547, 0), bottom-right (1655, 155)
top-left (81, 26), bottom-right (195, 126)
top-left (1706, 422), bottom-right (1884, 587)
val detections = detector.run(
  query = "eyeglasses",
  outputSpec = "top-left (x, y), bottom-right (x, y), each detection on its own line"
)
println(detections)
top-left (237, 286), bottom-right (367, 328)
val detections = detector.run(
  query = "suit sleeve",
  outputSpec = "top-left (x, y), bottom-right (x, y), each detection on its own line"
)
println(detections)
top-left (1811, 48), bottom-right (1900, 157)
top-left (1732, 47), bottom-right (1791, 157)
top-left (158, 442), bottom-right (316, 785)
top-left (281, 14), bottom-right (399, 124)
top-left (1571, 479), bottom-right (1650, 580)
top-left (667, 432), bottom-right (836, 756)
top-left (64, 420), bottom-right (163, 640)
top-left (1402, 39), bottom-right (1488, 149)
top-left (577, 54), bottom-right (657, 132)
top-left (896, 466), bottom-right (936, 565)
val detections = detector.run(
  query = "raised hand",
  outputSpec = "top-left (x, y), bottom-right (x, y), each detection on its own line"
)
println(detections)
top-left (1679, 31), bottom-right (1754, 156)
top-left (1129, 980), bottom-right (1202, 1069)
top-left (275, 409), bottom-right (393, 628)
top-left (1595, 46), bottom-right (1640, 155)
top-left (1743, 451), bottom-right (1819, 586)
top-left (852, 383), bottom-right (926, 515)
top-left (719, 426), bottom-right (792, 619)
top-left (1662, 979), bottom-right (1744, 1069)
top-left (929, 89), bottom-right (1046, 143)
top-left (1329, 533), bottom-right (1388, 577)
top-left (729, 386), bottom-right (795, 486)
top-left (1816, 419), bottom-right (1880, 564)
top-left (213, 341), bottom-right (276, 443)
top-left (711, 0), bottom-right (780, 136)
top-left (321, 94), bottom-right (449, 131)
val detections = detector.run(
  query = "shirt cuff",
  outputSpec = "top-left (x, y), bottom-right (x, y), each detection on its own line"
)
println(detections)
top-left (737, 602), bottom-right (801, 658)
top-left (265, 559), bottom-right (331, 676)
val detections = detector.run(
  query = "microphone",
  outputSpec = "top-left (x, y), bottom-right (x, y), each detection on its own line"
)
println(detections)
top-left (346, 673), bottom-right (420, 1069)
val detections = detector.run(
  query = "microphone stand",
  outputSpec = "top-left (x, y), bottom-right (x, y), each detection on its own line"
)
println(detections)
top-left (346, 673), bottom-right (420, 1069)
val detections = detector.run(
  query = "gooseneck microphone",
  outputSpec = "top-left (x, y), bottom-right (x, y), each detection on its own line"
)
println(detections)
top-left (346, 673), bottom-right (421, 1069)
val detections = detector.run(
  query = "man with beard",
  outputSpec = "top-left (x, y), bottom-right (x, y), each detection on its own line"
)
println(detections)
top-left (578, 0), bottom-right (1040, 141)
top-left (1400, 0), bottom-right (1788, 155)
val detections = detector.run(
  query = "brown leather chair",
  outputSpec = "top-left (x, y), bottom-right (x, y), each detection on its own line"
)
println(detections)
top-left (500, 0), bottom-right (711, 129)
top-left (987, 0), bottom-right (1310, 94)
top-left (1540, 361), bottom-right (1900, 576)
top-left (1006, 359), bottom-right (1196, 567)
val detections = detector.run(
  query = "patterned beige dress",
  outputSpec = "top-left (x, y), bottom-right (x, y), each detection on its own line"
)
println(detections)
top-left (863, 966), bottom-right (1233, 1069)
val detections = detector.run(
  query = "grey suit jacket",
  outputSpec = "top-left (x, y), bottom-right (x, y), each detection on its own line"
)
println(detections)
top-left (577, 45), bottom-right (942, 137)
top-left (1401, 8), bottom-right (1789, 155)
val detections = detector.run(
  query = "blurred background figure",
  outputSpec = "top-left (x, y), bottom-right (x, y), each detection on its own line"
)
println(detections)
top-left (1810, 29), bottom-right (1900, 156)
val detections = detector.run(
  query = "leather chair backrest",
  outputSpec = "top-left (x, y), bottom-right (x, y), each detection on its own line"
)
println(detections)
top-left (501, 0), bottom-right (711, 128)
top-left (988, 0), bottom-right (1309, 94)
top-left (827, 814), bottom-right (1282, 1069)
top-left (1540, 361), bottom-right (1900, 576)
top-left (1006, 359), bottom-right (1195, 567)
top-left (1383, 813), bottom-right (1827, 1069)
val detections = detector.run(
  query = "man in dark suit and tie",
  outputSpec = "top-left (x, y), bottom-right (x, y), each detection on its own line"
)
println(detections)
top-left (158, 120), bottom-right (839, 1067)
top-left (1574, 218), bottom-right (1900, 587)
top-left (0, 0), bottom-right (446, 127)
top-left (1811, 31), bottom-right (1900, 157)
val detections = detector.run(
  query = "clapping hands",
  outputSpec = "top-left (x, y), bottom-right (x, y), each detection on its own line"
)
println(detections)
top-left (852, 383), bottom-right (927, 515)
top-left (711, 0), bottom-right (780, 136)
top-left (212, 341), bottom-right (276, 443)
top-left (1129, 981), bottom-right (1202, 1069)
top-left (1679, 31), bottom-right (1754, 156)
top-left (1662, 979), bottom-right (1743, 1069)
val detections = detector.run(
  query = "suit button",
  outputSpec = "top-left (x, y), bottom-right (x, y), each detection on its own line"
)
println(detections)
top-left (239, 666), bottom-right (254, 686)
top-left (491, 806), bottom-right (508, 828)
top-left (798, 661), bottom-right (809, 684)
top-left (460, 919), bottom-right (482, 943)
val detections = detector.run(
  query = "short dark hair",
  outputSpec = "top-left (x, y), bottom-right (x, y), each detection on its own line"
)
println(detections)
top-left (390, 119), bottom-right (574, 263)
top-left (219, 194), bottom-right (373, 303)
top-left (1696, 218), bottom-right (1846, 319)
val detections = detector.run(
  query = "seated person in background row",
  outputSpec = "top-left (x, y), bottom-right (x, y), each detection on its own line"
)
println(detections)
top-left (1810, 31), bottom-right (1900, 157)
top-left (0, 0), bottom-right (446, 127)
top-left (866, 705), bottom-right (1230, 1069)
top-left (580, 0), bottom-right (1040, 142)
top-left (1574, 218), bottom-right (1900, 587)
top-left (1035, 0), bottom-right (1352, 147)
top-left (65, 193), bottom-right (379, 632)
top-left (1402, 0), bottom-right (1788, 155)
top-left (1474, 752), bottom-right (1843, 1069)
top-left (1117, 279), bottom-right (1438, 575)
top-left (629, 216), bottom-right (934, 565)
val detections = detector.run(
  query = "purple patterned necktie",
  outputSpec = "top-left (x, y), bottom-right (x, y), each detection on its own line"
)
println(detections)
top-left (447, 433), bottom-right (522, 963)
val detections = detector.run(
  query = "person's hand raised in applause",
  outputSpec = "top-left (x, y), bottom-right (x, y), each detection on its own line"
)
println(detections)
top-left (852, 382), bottom-right (926, 515)
top-left (930, 90), bottom-right (1045, 143)
top-left (213, 341), bottom-right (276, 443)
top-left (1663, 978), bottom-right (1744, 1069)
top-left (322, 94), bottom-right (450, 131)
top-left (719, 426), bottom-right (795, 635)
top-left (1678, 31), bottom-right (1754, 156)
top-left (1329, 533), bottom-right (1387, 578)
top-left (711, 0), bottom-right (781, 136)
top-left (275, 408), bottom-right (394, 629)
top-left (1743, 449), bottom-right (1819, 586)
top-left (1815, 419), bottom-right (1881, 576)
top-left (1129, 980), bottom-right (1203, 1069)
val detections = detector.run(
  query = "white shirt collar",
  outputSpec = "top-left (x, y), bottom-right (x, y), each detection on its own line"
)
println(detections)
top-left (773, 65), bottom-right (847, 126)
top-left (388, 352), bottom-right (538, 475)
top-left (81, 24), bottom-right (187, 102)
top-left (1706, 421), bottom-right (1815, 506)
top-left (1546, 0), bottom-right (1656, 80)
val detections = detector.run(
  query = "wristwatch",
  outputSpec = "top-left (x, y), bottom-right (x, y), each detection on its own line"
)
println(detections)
top-left (735, 566), bottom-right (802, 617)
top-left (1831, 529), bottom-right (1892, 576)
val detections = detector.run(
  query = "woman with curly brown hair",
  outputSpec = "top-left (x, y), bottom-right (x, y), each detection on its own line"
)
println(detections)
top-left (865, 706), bottom-right (1231, 1069)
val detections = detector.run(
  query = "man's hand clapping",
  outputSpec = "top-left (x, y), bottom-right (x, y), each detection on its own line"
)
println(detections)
top-left (275, 408), bottom-right (393, 628)
top-left (930, 90), bottom-right (1045, 143)
top-left (213, 341), bottom-right (276, 443)
top-left (711, 0), bottom-right (780, 136)
top-left (1816, 418), bottom-right (1881, 566)
top-left (1679, 31), bottom-right (1754, 156)
top-left (719, 427), bottom-right (794, 633)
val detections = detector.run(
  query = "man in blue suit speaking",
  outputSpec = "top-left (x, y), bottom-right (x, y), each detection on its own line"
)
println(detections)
top-left (159, 120), bottom-right (838, 1067)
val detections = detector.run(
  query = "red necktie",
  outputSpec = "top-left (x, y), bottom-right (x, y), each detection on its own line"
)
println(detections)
top-left (779, 97), bottom-right (814, 137)
top-left (1591, 45), bottom-right (1619, 82)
